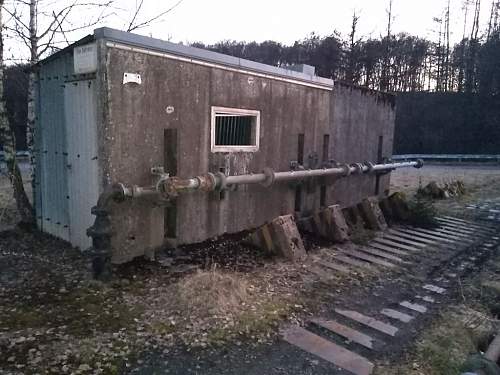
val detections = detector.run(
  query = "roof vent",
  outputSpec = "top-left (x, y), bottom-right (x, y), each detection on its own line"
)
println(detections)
top-left (287, 64), bottom-right (315, 76)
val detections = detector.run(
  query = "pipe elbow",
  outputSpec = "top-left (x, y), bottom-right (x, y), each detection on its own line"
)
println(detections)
top-left (414, 159), bottom-right (424, 169)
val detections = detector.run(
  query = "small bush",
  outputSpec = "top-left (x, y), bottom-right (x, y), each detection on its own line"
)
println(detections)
top-left (407, 194), bottom-right (439, 228)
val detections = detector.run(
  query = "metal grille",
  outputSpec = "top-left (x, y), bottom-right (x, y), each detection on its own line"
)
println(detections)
top-left (215, 115), bottom-right (253, 146)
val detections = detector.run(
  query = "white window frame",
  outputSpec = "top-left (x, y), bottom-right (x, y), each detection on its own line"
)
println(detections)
top-left (211, 106), bottom-right (260, 153)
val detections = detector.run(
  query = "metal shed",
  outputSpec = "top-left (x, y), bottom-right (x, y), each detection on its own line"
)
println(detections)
top-left (35, 28), bottom-right (397, 263)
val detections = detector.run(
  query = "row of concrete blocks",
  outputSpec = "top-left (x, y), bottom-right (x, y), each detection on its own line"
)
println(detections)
top-left (249, 193), bottom-right (410, 261)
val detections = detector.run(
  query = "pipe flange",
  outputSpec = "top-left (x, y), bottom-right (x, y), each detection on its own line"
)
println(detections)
top-left (414, 159), bottom-right (424, 169)
top-left (261, 167), bottom-right (275, 187)
top-left (198, 173), bottom-right (217, 192)
top-left (161, 177), bottom-right (180, 199)
top-left (340, 163), bottom-right (351, 177)
top-left (215, 172), bottom-right (227, 191)
top-left (364, 161), bottom-right (375, 174)
top-left (352, 163), bottom-right (364, 174)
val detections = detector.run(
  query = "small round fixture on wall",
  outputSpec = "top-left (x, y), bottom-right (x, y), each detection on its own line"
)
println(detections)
top-left (165, 106), bottom-right (175, 114)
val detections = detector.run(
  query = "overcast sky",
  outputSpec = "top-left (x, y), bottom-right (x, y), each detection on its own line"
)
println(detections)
top-left (109, 0), bottom-right (490, 45)
top-left (3, 0), bottom-right (494, 61)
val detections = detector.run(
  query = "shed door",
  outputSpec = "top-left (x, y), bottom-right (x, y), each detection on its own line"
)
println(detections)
top-left (64, 79), bottom-right (99, 250)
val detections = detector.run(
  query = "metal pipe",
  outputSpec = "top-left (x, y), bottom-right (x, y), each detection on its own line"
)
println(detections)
top-left (121, 159), bottom-right (423, 200)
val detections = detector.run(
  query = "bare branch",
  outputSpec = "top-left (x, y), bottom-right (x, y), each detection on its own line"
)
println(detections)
top-left (2, 5), bottom-right (30, 31)
top-left (127, 0), bottom-right (184, 32)
top-left (126, 0), bottom-right (144, 32)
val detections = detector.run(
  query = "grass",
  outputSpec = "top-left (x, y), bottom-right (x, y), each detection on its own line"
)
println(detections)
top-left (375, 307), bottom-right (494, 375)
top-left (0, 285), bottom-right (143, 337)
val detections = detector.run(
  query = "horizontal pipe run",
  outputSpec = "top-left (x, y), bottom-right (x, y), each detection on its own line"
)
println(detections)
top-left (122, 159), bottom-right (423, 200)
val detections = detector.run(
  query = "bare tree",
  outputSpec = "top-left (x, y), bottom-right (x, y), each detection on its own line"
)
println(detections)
top-left (345, 10), bottom-right (360, 83)
top-left (0, 0), bottom-right (33, 226)
top-left (380, 0), bottom-right (393, 91)
top-left (487, 0), bottom-right (500, 38)
top-left (465, 0), bottom-right (482, 92)
top-left (444, 0), bottom-right (451, 91)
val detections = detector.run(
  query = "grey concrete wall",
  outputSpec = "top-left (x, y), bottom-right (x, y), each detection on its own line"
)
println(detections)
top-left (102, 47), bottom-right (396, 263)
top-left (330, 83), bottom-right (395, 208)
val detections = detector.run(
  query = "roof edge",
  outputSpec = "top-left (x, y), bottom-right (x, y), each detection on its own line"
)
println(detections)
top-left (94, 27), bottom-right (333, 88)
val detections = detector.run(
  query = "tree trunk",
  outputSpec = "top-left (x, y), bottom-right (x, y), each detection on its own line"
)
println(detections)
top-left (0, 0), bottom-right (35, 226)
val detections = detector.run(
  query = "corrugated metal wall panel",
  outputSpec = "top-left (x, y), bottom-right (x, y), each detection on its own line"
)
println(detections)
top-left (34, 71), bottom-right (43, 229)
top-left (64, 79), bottom-right (99, 250)
top-left (37, 55), bottom-right (72, 241)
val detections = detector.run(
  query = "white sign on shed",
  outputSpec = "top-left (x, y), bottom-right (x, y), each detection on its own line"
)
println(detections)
top-left (74, 43), bottom-right (97, 74)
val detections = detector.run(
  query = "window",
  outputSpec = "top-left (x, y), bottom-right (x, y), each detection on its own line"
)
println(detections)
top-left (211, 107), bottom-right (260, 152)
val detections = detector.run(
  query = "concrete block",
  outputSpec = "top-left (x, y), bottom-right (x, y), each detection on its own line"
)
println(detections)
top-left (358, 197), bottom-right (388, 231)
top-left (312, 205), bottom-right (350, 242)
top-left (251, 214), bottom-right (307, 261)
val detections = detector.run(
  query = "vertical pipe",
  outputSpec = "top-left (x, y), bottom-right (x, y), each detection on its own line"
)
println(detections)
top-left (322, 134), bottom-right (330, 161)
top-left (164, 129), bottom-right (178, 238)
top-left (297, 134), bottom-right (305, 165)
top-left (375, 135), bottom-right (384, 195)
top-left (296, 133), bottom-right (305, 212)
top-left (321, 134), bottom-right (330, 207)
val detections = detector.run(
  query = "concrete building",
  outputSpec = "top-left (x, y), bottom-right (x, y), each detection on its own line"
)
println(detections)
top-left (35, 28), bottom-right (396, 263)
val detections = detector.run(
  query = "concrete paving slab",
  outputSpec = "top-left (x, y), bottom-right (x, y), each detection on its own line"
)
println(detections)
top-left (440, 216), bottom-right (496, 231)
top-left (281, 325), bottom-right (374, 375)
top-left (381, 308), bottom-right (414, 323)
top-left (437, 218), bottom-right (492, 234)
top-left (437, 223), bottom-right (479, 235)
top-left (368, 242), bottom-right (410, 256)
top-left (335, 309), bottom-right (399, 336)
top-left (403, 228), bottom-right (457, 242)
top-left (399, 301), bottom-right (428, 313)
top-left (333, 254), bottom-right (376, 270)
top-left (357, 246), bottom-right (404, 262)
top-left (372, 238), bottom-right (421, 252)
top-left (434, 227), bottom-right (474, 239)
top-left (415, 295), bottom-right (435, 303)
top-left (436, 220), bottom-right (476, 231)
top-left (382, 234), bottom-right (428, 248)
top-left (311, 319), bottom-right (376, 349)
top-left (422, 284), bottom-right (446, 294)
top-left (385, 230), bottom-right (439, 245)
top-left (335, 248), bottom-right (397, 268)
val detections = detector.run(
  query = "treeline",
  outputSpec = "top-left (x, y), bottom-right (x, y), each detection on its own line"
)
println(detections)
top-left (192, 7), bottom-right (500, 96)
